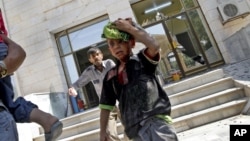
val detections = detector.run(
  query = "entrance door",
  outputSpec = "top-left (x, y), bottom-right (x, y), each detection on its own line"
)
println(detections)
top-left (144, 22), bottom-right (185, 83)
top-left (144, 13), bottom-right (224, 83)
top-left (165, 14), bottom-right (207, 75)
top-left (131, 0), bottom-right (224, 84)
top-left (176, 32), bottom-right (197, 59)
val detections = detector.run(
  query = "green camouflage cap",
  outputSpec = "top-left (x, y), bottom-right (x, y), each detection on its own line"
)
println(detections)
top-left (101, 22), bottom-right (131, 41)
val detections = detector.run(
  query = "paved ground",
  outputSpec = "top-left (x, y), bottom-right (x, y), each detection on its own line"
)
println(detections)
top-left (223, 58), bottom-right (250, 85)
top-left (176, 58), bottom-right (250, 141)
top-left (177, 115), bottom-right (250, 141)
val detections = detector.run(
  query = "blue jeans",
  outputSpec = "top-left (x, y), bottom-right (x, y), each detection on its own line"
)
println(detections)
top-left (0, 76), bottom-right (38, 122)
top-left (0, 109), bottom-right (19, 141)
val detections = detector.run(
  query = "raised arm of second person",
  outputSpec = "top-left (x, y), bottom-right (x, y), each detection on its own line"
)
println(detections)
top-left (68, 69), bottom-right (92, 97)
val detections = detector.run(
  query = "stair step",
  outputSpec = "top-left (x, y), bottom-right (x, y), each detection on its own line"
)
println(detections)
top-left (61, 107), bottom-right (99, 127)
top-left (38, 107), bottom-right (100, 134)
top-left (59, 118), bottom-right (100, 139)
top-left (173, 97), bottom-right (248, 133)
top-left (35, 98), bottom-right (247, 141)
top-left (169, 77), bottom-right (234, 106)
top-left (164, 69), bottom-right (225, 95)
top-left (171, 87), bottom-right (244, 118)
top-left (32, 69), bottom-right (250, 141)
top-left (34, 119), bottom-right (124, 141)
top-left (57, 123), bottom-right (124, 141)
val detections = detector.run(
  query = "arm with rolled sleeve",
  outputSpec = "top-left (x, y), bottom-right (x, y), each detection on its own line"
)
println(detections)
top-left (68, 69), bottom-right (91, 97)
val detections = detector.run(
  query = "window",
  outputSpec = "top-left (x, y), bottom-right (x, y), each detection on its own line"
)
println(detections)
top-left (55, 16), bottom-right (109, 113)
top-left (131, 0), bottom-right (224, 82)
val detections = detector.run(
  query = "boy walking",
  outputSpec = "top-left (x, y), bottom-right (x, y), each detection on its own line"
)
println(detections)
top-left (99, 18), bottom-right (179, 141)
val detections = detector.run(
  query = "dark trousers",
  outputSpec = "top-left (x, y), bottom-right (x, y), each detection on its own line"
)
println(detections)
top-left (0, 76), bottom-right (38, 122)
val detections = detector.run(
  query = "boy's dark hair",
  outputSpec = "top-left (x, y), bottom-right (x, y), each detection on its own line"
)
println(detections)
top-left (87, 47), bottom-right (102, 58)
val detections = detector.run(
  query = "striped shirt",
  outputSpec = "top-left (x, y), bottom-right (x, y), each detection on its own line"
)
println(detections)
top-left (0, 42), bottom-right (7, 60)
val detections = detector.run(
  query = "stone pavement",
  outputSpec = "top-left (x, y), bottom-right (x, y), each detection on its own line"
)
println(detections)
top-left (177, 115), bottom-right (250, 141)
top-left (176, 58), bottom-right (250, 141)
top-left (222, 58), bottom-right (250, 85)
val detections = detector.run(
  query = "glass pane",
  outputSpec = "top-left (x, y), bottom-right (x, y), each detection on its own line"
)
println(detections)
top-left (132, 0), bottom-right (184, 26)
top-left (187, 9), bottom-right (223, 64)
top-left (58, 35), bottom-right (71, 55)
top-left (69, 19), bottom-right (109, 51)
top-left (165, 14), bottom-right (204, 71)
top-left (182, 0), bottom-right (198, 9)
top-left (62, 54), bottom-right (86, 110)
top-left (145, 24), bottom-right (173, 83)
top-left (62, 54), bottom-right (79, 84)
top-left (145, 24), bottom-right (166, 34)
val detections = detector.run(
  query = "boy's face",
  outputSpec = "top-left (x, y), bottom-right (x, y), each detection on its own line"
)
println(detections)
top-left (88, 51), bottom-right (103, 66)
top-left (107, 39), bottom-right (133, 61)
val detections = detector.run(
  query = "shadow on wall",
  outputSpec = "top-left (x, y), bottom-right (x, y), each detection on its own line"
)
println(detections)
top-left (224, 23), bottom-right (250, 63)
top-left (24, 92), bottom-right (68, 119)
top-left (49, 92), bottom-right (68, 119)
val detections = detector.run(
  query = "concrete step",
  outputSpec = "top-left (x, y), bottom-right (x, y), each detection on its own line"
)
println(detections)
top-left (60, 107), bottom-right (99, 128)
top-left (164, 69), bottom-right (225, 95)
top-left (60, 118), bottom-right (124, 140)
top-left (58, 123), bottom-right (124, 141)
top-left (34, 117), bottom-right (124, 141)
top-left (45, 84), bottom-right (242, 140)
top-left (32, 68), bottom-right (248, 141)
top-left (169, 77), bottom-right (235, 106)
top-left (171, 87), bottom-right (245, 118)
top-left (38, 107), bottom-right (99, 134)
top-left (46, 98), bottom-right (247, 141)
top-left (173, 97), bottom-right (248, 133)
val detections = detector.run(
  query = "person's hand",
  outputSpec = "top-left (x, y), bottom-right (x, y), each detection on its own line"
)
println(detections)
top-left (68, 87), bottom-right (77, 97)
top-left (100, 130), bottom-right (109, 141)
top-left (125, 17), bottom-right (133, 25)
top-left (112, 18), bottom-right (134, 32)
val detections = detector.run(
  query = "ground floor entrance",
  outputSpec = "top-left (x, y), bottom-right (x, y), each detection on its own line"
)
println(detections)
top-left (72, 17), bottom-right (225, 113)
top-left (59, 0), bottom-right (225, 113)
top-left (144, 16), bottom-right (224, 84)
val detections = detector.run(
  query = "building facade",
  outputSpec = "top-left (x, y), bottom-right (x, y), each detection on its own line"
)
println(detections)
top-left (1, 0), bottom-right (250, 114)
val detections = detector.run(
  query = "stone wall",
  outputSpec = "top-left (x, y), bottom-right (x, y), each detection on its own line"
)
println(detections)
top-left (0, 0), bottom-right (134, 95)
top-left (197, 0), bottom-right (250, 63)
top-left (224, 24), bottom-right (250, 63)
top-left (1, 0), bottom-right (250, 94)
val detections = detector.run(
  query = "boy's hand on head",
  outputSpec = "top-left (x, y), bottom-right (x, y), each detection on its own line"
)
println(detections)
top-left (125, 17), bottom-right (133, 24)
top-left (112, 18), bottom-right (134, 32)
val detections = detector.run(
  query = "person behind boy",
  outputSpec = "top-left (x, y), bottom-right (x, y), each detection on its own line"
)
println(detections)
top-left (0, 33), bottom-right (63, 141)
top-left (99, 18), bottom-right (179, 141)
top-left (68, 47), bottom-right (123, 141)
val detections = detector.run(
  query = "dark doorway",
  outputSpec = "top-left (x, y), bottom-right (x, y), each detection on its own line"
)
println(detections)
top-left (75, 48), bottom-right (99, 109)
top-left (176, 32), bottom-right (196, 58)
